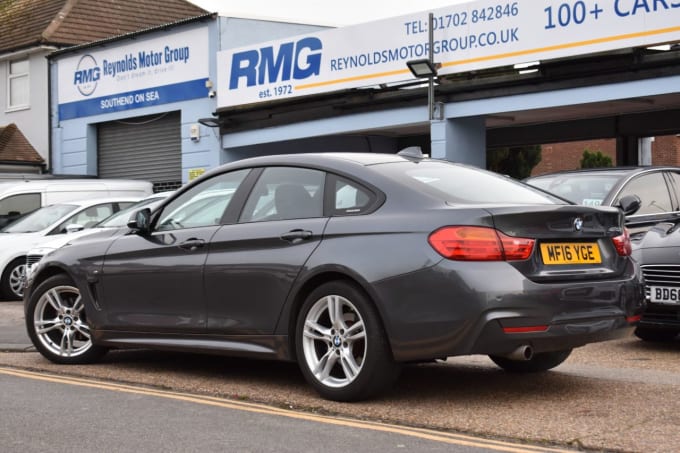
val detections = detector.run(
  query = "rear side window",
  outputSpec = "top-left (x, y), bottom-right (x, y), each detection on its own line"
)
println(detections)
top-left (378, 161), bottom-right (561, 204)
top-left (331, 176), bottom-right (376, 215)
top-left (0, 193), bottom-right (41, 227)
top-left (240, 167), bottom-right (324, 222)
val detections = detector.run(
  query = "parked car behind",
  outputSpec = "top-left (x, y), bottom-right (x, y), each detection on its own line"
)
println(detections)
top-left (525, 167), bottom-right (680, 236)
top-left (0, 197), bottom-right (141, 300)
top-left (0, 178), bottom-right (153, 228)
top-left (25, 191), bottom-right (174, 277)
top-left (25, 152), bottom-right (645, 401)
top-left (631, 222), bottom-right (680, 342)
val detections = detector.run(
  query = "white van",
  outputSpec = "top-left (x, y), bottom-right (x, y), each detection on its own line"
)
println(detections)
top-left (0, 179), bottom-right (153, 228)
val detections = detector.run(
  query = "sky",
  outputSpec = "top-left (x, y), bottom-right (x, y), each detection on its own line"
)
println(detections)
top-left (189, 0), bottom-right (470, 27)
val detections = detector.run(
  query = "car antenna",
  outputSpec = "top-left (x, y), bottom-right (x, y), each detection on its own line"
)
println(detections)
top-left (397, 146), bottom-right (424, 160)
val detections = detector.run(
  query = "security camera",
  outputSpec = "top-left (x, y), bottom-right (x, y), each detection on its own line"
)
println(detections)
top-left (208, 90), bottom-right (216, 98)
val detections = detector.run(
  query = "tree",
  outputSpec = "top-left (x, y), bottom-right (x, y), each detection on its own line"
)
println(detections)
top-left (487, 145), bottom-right (542, 179)
top-left (580, 149), bottom-right (613, 168)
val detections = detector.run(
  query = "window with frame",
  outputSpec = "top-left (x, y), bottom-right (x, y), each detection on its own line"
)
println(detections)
top-left (615, 173), bottom-right (672, 215)
top-left (333, 177), bottom-right (374, 214)
top-left (8, 59), bottom-right (29, 109)
top-left (156, 169), bottom-right (249, 231)
top-left (240, 167), bottom-right (325, 222)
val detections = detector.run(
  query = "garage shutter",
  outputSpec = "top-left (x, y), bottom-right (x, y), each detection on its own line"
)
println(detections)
top-left (98, 112), bottom-right (182, 192)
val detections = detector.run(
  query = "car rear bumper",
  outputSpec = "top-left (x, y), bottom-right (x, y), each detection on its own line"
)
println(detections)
top-left (373, 259), bottom-right (645, 362)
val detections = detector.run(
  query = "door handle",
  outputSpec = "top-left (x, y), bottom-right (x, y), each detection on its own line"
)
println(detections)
top-left (179, 238), bottom-right (205, 251)
top-left (280, 229), bottom-right (313, 243)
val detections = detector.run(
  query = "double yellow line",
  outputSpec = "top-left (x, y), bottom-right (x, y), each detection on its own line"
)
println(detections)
top-left (0, 366), bottom-right (570, 453)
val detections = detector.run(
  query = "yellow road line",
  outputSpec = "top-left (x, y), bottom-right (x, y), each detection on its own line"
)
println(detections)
top-left (294, 25), bottom-right (680, 90)
top-left (0, 366), bottom-right (571, 453)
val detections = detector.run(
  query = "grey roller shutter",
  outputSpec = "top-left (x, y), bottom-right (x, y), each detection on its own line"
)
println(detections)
top-left (98, 112), bottom-right (182, 192)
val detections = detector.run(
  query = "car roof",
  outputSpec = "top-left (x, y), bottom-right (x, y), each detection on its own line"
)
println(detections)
top-left (527, 166), bottom-right (680, 179)
top-left (46, 196), bottom-right (143, 207)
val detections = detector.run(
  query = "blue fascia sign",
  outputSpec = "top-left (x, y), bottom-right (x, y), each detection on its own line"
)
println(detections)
top-left (57, 27), bottom-right (210, 120)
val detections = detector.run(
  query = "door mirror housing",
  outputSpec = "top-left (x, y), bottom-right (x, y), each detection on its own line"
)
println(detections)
top-left (128, 208), bottom-right (151, 234)
top-left (617, 194), bottom-right (641, 216)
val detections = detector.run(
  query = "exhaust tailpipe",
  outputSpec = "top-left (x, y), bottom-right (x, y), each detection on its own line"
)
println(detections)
top-left (505, 345), bottom-right (533, 361)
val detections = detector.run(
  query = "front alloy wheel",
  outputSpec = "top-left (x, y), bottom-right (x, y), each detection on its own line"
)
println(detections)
top-left (26, 275), bottom-right (106, 364)
top-left (296, 281), bottom-right (400, 401)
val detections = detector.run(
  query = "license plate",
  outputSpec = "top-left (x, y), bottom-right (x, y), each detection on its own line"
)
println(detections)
top-left (540, 242), bottom-right (602, 265)
top-left (650, 286), bottom-right (680, 304)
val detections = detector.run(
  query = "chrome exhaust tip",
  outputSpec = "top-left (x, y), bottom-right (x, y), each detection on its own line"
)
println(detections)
top-left (505, 345), bottom-right (533, 361)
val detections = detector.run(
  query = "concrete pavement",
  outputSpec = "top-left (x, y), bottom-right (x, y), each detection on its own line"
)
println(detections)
top-left (0, 301), bottom-right (34, 351)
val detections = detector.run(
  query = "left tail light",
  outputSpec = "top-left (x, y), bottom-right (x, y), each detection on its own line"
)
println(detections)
top-left (428, 226), bottom-right (535, 261)
top-left (612, 228), bottom-right (632, 256)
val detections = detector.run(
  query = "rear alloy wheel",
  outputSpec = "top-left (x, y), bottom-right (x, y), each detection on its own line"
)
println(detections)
top-left (1, 258), bottom-right (27, 300)
top-left (489, 349), bottom-right (572, 373)
top-left (635, 327), bottom-right (679, 342)
top-left (25, 274), bottom-right (107, 364)
top-left (296, 281), bottom-right (400, 401)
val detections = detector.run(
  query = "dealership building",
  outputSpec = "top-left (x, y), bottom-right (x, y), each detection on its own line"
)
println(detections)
top-left (49, 1), bottom-right (680, 188)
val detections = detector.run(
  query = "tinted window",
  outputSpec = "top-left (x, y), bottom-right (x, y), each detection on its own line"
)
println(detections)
top-left (157, 170), bottom-right (248, 231)
top-left (378, 161), bottom-right (561, 204)
top-left (0, 192), bottom-right (41, 228)
top-left (615, 173), bottom-right (672, 215)
top-left (240, 167), bottom-right (324, 222)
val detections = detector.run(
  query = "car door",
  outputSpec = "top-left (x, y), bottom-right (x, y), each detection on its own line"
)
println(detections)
top-left (204, 166), bottom-right (328, 335)
top-left (97, 169), bottom-right (250, 333)
top-left (613, 171), bottom-right (675, 237)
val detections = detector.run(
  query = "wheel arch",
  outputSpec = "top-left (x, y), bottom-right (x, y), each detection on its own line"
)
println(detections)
top-left (284, 268), bottom-right (393, 363)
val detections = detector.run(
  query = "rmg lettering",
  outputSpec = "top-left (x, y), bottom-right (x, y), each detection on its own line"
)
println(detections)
top-left (73, 67), bottom-right (101, 84)
top-left (229, 37), bottom-right (322, 90)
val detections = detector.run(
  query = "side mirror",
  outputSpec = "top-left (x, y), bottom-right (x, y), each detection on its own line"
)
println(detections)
top-left (65, 223), bottom-right (85, 233)
top-left (127, 208), bottom-right (151, 234)
top-left (617, 194), bottom-right (641, 216)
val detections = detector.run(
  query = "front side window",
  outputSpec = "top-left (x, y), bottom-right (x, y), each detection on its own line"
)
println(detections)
top-left (240, 167), bottom-right (324, 222)
top-left (8, 59), bottom-right (29, 109)
top-left (156, 169), bottom-right (249, 231)
top-left (615, 173), bottom-right (672, 215)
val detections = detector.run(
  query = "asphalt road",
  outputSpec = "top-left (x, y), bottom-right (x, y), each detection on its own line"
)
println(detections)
top-left (2, 300), bottom-right (679, 452)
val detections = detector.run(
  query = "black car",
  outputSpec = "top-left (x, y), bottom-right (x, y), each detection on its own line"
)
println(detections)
top-left (632, 222), bottom-right (680, 342)
top-left (25, 152), bottom-right (645, 401)
top-left (525, 167), bottom-right (680, 236)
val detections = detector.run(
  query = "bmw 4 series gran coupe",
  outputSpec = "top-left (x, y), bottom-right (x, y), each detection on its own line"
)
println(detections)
top-left (25, 151), bottom-right (645, 401)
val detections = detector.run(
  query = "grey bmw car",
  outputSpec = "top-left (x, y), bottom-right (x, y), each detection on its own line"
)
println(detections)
top-left (24, 152), bottom-right (645, 401)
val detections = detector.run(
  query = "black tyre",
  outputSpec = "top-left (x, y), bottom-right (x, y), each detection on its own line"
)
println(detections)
top-left (25, 274), bottom-right (107, 364)
top-left (1, 257), bottom-right (27, 300)
top-left (295, 281), bottom-right (400, 401)
top-left (489, 349), bottom-right (572, 373)
top-left (634, 327), bottom-right (679, 342)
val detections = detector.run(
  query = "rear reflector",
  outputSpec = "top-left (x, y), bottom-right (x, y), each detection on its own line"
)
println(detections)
top-left (502, 325), bottom-right (549, 334)
top-left (428, 226), bottom-right (534, 261)
top-left (626, 314), bottom-right (642, 324)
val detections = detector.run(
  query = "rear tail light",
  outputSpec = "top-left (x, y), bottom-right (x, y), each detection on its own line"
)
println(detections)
top-left (612, 228), bottom-right (632, 256)
top-left (428, 226), bottom-right (535, 261)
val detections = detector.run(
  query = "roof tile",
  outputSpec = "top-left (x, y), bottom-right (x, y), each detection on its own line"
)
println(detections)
top-left (0, 124), bottom-right (45, 164)
top-left (0, 0), bottom-right (208, 53)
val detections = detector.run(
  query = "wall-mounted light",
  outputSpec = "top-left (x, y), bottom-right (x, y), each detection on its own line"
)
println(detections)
top-left (198, 117), bottom-right (220, 128)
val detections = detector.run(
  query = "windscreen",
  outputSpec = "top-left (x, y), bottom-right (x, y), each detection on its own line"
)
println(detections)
top-left (526, 173), bottom-right (622, 206)
top-left (377, 161), bottom-right (564, 205)
top-left (1, 204), bottom-right (78, 233)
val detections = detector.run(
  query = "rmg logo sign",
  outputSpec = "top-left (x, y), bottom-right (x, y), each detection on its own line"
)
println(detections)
top-left (229, 37), bottom-right (322, 89)
top-left (73, 54), bottom-right (100, 97)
